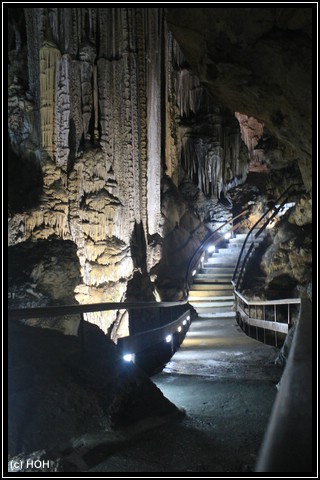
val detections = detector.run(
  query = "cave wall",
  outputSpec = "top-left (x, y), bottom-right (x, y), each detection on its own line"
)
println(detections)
top-left (165, 7), bottom-right (313, 300)
top-left (8, 7), bottom-right (254, 334)
top-left (9, 7), bottom-right (311, 334)
top-left (165, 7), bottom-right (312, 193)
top-left (165, 31), bottom-right (249, 199)
top-left (8, 8), bottom-right (166, 334)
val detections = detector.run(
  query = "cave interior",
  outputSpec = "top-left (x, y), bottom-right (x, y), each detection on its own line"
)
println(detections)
top-left (7, 6), bottom-right (314, 474)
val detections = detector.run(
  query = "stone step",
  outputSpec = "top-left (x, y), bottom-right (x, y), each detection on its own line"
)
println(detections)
top-left (190, 285), bottom-right (233, 294)
top-left (191, 282), bottom-right (233, 288)
top-left (216, 247), bottom-right (249, 253)
top-left (192, 305), bottom-right (235, 314)
top-left (204, 260), bottom-right (238, 267)
top-left (190, 300), bottom-right (234, 308)
top-left (194, 273), bottom-right (233, 281)
top-left (210, 251), bottom-right (241, 257)
top-left (229, 236), bottom-right (245, 242)
top-left (217, 247), bottom-right (252, 254)
top-left (193, 278), bottom-right (232, 285)
top-left (188, 290), bottom-right (234, 302)
top-left (198, 312), bottom-right (236, 318)
top-left (200, 266), bottom-right (234, 274)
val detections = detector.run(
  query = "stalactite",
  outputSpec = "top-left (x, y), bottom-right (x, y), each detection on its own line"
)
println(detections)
top-left (164, 29), bottom-right (180, 186)
top-left (136, 8), bottom-right (148, 237)
top-left (235, 112), bottom-right (266, 172)
top-left (55, 54), bottom-right (70, 167)
top-left (48, 8), bottom-right (59, 45)
top-left (39, 41), bottom-right (61, 157)
top-left (146, 8), bottom-right (162, 238)
top-left (24, 9), bottom-right (41, 104)
top-left (79, 44), bottom-right (95, 140)
top-left (24, 207), bottom-right (69, 239)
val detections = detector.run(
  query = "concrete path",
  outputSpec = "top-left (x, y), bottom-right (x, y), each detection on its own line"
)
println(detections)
top-left (160, 314), bottom-right (280, 381)
top-left (87, 314), bottom-right (282, 473)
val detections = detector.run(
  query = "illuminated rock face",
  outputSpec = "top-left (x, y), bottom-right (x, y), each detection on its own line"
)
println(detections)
top-left (8, 8), bottom-right (252, 335)
top-left (9, 8), bottom-right (165, 335)
top-left (8, 8), bottom-right (312, 336)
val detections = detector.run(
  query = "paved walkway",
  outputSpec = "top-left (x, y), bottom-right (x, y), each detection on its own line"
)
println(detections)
top-left (87, 314), bottom-right (282, 473)
top-left (159, 314), bottom-right (280, 381)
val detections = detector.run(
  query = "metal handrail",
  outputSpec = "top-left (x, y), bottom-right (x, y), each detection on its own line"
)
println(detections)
top-left (232, 183), bottom-right (304, 290)
top-left (117, 310), bottom-right (191, 355)
top-left (234, 289), bottom-right (301, 307)
top-left (8, 300), bottom-right (188, 320)
top-left (234, 289), bottom-right (301, 345)
top-left (185, 208), bottom-right (249, 289)
top-left (8, 300), bottom-right (190, 362)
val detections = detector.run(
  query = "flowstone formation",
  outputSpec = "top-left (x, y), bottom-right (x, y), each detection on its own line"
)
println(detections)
top-left (8, 7), bottom-right (252, 335)
top-left (8, 8), bottom-right (165, 335)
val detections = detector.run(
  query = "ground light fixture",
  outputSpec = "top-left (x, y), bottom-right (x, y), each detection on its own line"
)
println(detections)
top-left (165, 334), bottom-right (172, 343)
top-left (123, 353), bottom-right (134, 362)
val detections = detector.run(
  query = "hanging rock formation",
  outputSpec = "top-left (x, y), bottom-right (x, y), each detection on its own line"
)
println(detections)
top-left (165, 7), bottom-right (312, 193)
top-left (8, 7), bottom-right (254, 334)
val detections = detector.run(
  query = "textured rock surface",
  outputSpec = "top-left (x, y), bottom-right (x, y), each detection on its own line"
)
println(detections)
top-left (165, 7), bottom-right (312, 192)
top-left (8, 239), bottom-right (81, 335)
top-left (8, 7), bottom-right (255, 334)
top-left (7, 8), bottom-right (313, 471)
top-left (165, 6), bottom-right (313, 301)
top-left (8, 319), bottom-right (178, 456)
top-left (8, 8), bottom-right (166, 335)
top-left (261, 216), bottom-right (312, 290)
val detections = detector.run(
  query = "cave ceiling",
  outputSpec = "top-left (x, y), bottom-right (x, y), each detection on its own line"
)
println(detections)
top-left (165, 7), bottom-right (313, 192)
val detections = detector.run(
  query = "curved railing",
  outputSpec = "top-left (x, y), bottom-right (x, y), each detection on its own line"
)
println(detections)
top-left (185, 208), bottom-right (250, 290)
top-left (232, 183), bottom-right (304, 291)
top-left (8, 300), bottom-right (190, 374)
top-left (8, 300), bottom-right (187, 320)
top-left (234, 288), bottom-right (301, 346)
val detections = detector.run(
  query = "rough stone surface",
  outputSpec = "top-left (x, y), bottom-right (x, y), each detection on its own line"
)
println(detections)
top-left (8, 8), bottom-right (255, 334)
top-left (261, 216), bottom-right (312, 289)
top-left (165, 7), bottom-right (312, 192)
top-left (8, 239), bottom-right (81, 335)
top-left (6, 7), bottom-right (313, 473)
top-left (8, 319), bottom-right (178, 457)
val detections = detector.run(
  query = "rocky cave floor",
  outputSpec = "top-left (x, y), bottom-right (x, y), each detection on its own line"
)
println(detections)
top-left (86, 376), bottom-right (280, 474)
top-left (8, 317), bottom-right (282, 474)
top-left (85, 319), bottom-right (282, 474)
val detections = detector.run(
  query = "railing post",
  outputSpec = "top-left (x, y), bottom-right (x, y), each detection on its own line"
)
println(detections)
top-left (80, 313), bottom-right (85, 352)
top-left (274, 304), bottom-right (277, 346)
